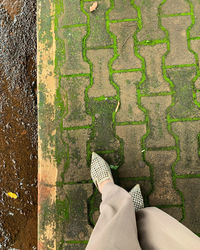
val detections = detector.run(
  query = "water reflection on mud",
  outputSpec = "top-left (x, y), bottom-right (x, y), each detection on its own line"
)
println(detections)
top-left (0, 0), bottom-right (37, 248)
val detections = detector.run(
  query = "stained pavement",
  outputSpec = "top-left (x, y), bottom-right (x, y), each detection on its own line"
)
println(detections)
top-left (38, 0), bottom-right (200, 249)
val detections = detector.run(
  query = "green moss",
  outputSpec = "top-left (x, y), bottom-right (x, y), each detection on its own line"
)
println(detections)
top-left (55, 36), bottom-right (66, 75)
top-left (62, 27), bottom-right (87, 70)
top-left (67, 133), bottom-right (76, 144)
top-left (38, 83), bottom-right (57, 160)
top-left (48, 59), bottom-right (53, 65)
top-left (84, 1), bottom-right (113, 47)
top-left (128, 104), bottom-right (133, 116)
top-left (167, 67), bottom-right (200, 118)
top-left (55, 86), bottom-right (65, 120)
top-left (60, 76), bottom-right (90, 122)
top-left (88, 99), bottom-right (118, 150)
top-left (55, 131), bottom-right (66, 165)
top-left (157, 118), bottom-right (163, 138)
top-left (38, 64), bottom-right (43, 75)
top-left (68, 187), bottom-right (88, 217)
top-left (88, 98), bottom-right (117, 114)
top-left (38, 0), bottom-right (53, 48)
top-left (38, 82), bottom-right (66, 165)
top-left (198, 133), bottom-right (200, 157)
top-left (87, 188), bottom-right (100, 228)
top-left (54, 0), bottom-right (64, 16)
top-left (39, 83), bottom-right (46, 107)
top-left (39, 197), bottom-right (57, 247)
top-left (141, 70), bottom-right (164, 94)
top-left (56, 198), bottom-right (70, 222)
top-left (61, 0), bottom-right (86, 25)
top-left (140, 74), bottom-right (150, 94)
top-left (155, 103), bottom-right (160, 111)
top-left (141, 0), bottom-right (153, 8)
top-left (54, 0), bottom-right (66, 75)
top-left (71, 148), bottom-right (81, 165)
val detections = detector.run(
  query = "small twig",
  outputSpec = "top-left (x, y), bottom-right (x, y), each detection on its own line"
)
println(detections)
top-left (115, 101), bottom-right (120, 113)
top-left (122, 33), bottom-right (132, 49)
top-left (126, 23), bottom-right (136, 27)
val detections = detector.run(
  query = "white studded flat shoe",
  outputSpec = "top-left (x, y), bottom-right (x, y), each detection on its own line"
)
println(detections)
top-left (129, 184), bottom-right (144, 211)
top-left (91, 152), bottom-right (114, 191)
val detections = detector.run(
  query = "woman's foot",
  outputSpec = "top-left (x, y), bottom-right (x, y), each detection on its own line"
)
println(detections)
top-left (91, 152), bottom-right (114, 193)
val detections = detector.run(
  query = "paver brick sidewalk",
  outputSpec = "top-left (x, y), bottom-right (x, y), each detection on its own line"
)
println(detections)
top-left (38, 0), bottom-right (200, 249)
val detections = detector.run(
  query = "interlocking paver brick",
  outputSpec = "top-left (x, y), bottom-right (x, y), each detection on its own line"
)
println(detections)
top-left (110, 22), bottom-right (141, 69)
top-left (88, 99), bottom-right (120, 152)
top-left (195, 78), bottom-right (200, 89)
top-left (119, 179), bottom-right (152, 204)
top-left (176, 178), bottom-right (200, 233)
top-left (62, 244), bottom-right (86, 250)
top-left (161, 0), bottom-right (190, 15)
top-left (162, 16), bottom-right (195, 65)
top-left (197, 92), bottom-right (200, 103)
top-left (141, 96), bottom-right (175, 148)
top-left (58, 0), bottom-right (86, 26)
top-left (113, 72), bottom-right (144, 122)
top-left (61, 76), bottom-right (92, 127)
top-left (87, 49), bottom-right (116, 97)
top-left (90, 190), bottom-right (101, 225)
top-left (191, 39), bottom-right (200, 69)
top-left (97, 152), bottom-right (121, 167)
top-left (58, 27), bottom-right (90, 75)
top-left (146, 151), bottom-right (181, 205)
top-left (109, 0), bottom-right (137, 20)
top-left (194, 57), bottom-right (200, 102)
top-left (135, 0), bottom-right (165, 41)
top-left (190, 0), bottom-right (200, 38)
top-left (171, 120), bottom-right (200, 175)
top-left (116, 125), bottom-right (149, 177)
top-left (166, 67), bottom-right (200, 118)
top-left (161, 207), bottom-right (182, 222)
top-left (57, 184), bottom-right (93, 241)
top-left (92, 210), bottom-right (100, 225)
top-left (139, 44), bottom-right (171, 94)
top-left (84, 0), bottom-right (113, 47)
top-left (62, 129), bottom-right (91, 182)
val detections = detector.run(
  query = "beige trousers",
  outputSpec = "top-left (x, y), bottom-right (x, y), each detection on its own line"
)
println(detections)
top-left (86, 182), bottom-right (200, 250)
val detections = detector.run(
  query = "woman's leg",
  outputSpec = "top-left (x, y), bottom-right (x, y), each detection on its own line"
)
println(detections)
top-left (86, 182), bottom-right (142, 250)
top-left (136, 207), bottom-right (200, 250)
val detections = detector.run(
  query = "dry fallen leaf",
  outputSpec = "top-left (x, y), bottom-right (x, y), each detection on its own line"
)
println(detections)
top-left (90, 1), bottom-right (98, 12)
top-left (7, 192), bottom-right (18, 199)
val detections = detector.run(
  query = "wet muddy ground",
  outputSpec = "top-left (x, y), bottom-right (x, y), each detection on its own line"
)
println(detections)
top-left (0, 0), bottom-right (37, 248)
